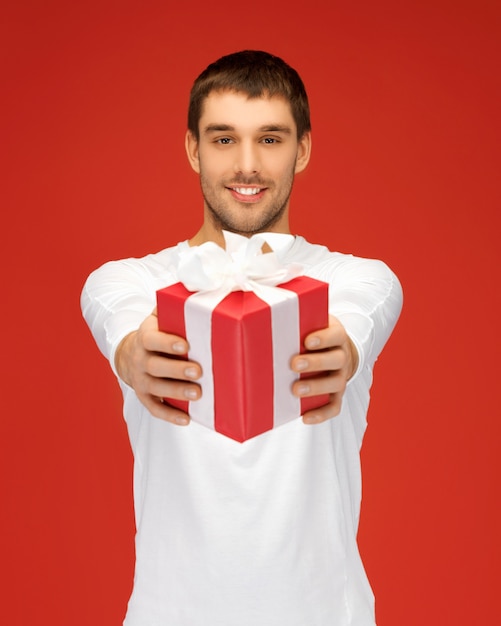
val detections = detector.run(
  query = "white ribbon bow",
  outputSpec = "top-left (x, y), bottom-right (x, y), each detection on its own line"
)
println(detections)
top-left (177, 231), bottom-right (303, 296)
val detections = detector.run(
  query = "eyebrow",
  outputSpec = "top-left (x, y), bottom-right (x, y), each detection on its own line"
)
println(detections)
top-left (203, 124), bottom-right (292, 134)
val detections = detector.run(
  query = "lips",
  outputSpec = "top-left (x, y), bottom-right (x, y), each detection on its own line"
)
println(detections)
top-left (227, 185), bottom-right (267, 202)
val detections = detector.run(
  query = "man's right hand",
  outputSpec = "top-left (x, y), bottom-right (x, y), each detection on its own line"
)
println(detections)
top-left (114, 311), bottom-right (202, 426)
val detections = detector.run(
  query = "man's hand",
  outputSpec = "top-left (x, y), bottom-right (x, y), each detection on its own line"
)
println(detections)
top-left (115, 312), bottom-right (202, 426)
top-left (290, 315), bottom-right (359, 425)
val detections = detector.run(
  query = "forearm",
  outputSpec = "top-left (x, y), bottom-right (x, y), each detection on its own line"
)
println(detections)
top-left (80, 260), bottom-right (157, 375)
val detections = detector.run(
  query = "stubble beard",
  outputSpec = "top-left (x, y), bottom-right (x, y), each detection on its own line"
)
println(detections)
top-left (200, 172), bottom-right (295, 237)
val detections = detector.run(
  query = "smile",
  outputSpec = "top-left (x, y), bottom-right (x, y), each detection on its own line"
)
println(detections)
top-left (230, 187), bottom-right (263, 195)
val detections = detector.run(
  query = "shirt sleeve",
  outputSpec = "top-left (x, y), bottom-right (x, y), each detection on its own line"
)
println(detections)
top-left (311, 255), bottom-right (403, 381)
top-left (80, 258), bottom-right (165, 377)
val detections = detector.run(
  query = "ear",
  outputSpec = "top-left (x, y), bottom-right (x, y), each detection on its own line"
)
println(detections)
top-left (185, 130), bottom-right (200, 173)
top-left (294, 131), bottom-right (312, 174)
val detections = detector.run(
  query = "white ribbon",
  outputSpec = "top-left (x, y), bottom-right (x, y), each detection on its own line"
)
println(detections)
top-left (176, 230), bottom-right (303, 297)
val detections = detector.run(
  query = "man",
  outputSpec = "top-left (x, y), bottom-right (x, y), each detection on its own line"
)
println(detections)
top-left (82, 50), bottom-right (402, 626)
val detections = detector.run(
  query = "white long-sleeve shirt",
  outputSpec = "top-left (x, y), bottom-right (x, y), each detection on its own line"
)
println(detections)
top-left (81, 234), bottom-right (403, 626)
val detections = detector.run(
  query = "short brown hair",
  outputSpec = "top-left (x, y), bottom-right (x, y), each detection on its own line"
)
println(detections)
top-left (188, 50), bottom-right (311, 140)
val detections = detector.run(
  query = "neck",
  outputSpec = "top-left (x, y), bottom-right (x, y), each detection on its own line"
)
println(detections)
top-left (189, 225), bottom-right (226, 247)
top-left (189, 214), bottom-right (291, 248)
top-left (189, 226), bottom-right (292, 250)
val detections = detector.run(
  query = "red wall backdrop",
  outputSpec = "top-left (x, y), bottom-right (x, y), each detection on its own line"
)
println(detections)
top-left (2, 1), bottom-right (499, 624)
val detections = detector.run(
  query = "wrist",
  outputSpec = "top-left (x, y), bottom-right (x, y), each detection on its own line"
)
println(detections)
top-left (347, 337), bottom-right (359, 380)
top-left (115, 331), bottom-right (136, 385)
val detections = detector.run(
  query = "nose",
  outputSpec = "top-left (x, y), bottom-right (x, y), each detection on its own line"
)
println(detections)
top-left (234, 140), bottom-right (260, 176)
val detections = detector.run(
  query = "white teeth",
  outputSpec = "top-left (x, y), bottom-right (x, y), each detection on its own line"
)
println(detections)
top-left (233, 187), bottom-right (261, 195)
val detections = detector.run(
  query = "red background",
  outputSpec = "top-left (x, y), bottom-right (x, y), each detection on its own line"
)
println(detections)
top-left (2, 0), bottom-right (499, 624)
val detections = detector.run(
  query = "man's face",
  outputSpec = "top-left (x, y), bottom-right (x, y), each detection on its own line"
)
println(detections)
top-left (186, 91), bottom-right (311, 236)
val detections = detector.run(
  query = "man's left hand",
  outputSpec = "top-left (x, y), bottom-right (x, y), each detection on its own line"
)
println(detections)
top-left (290, 315), bottom-right (359, 425)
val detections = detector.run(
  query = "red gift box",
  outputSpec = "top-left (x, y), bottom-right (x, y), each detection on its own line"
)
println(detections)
top-left (156, 275), bottom-right (329, 442)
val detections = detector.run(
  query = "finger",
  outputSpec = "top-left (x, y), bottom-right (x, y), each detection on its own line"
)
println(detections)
top-left (302, 393), bottom-right (343, 425)
top-left (292, 371), bottom-right (346, 399)
top-left (146, 353), bottom-right (202, 381)
top-left (144, 329), bottom-right (189, 356)
top-left (141, 314), bottom-right (190, 355)
top-left (304, 315), bottom-right (345, 351)
top-left (146, 375), bottom-right (202, 403)
top-left (140, 393), bottom-right (191, 426)
top-left (291, 349), bottom-right (347, 375)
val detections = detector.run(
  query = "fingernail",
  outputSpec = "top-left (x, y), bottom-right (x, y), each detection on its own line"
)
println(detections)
top-left (297, 383), bottom-right (310, 396)
top-left (175, 417), bottom-right (189, 426)
top-left (173, 341), bottom-right (186, 354)
top-left (184, 388), bottom-right (199, 400)
top-left (184, 366), bottom-right (198, 379)
top-left (294, 358), bottom-right (309, 371)
top-left (306, 336), bottom-right (321, 349)
top-left (304, 414), bottom-right (321, 424)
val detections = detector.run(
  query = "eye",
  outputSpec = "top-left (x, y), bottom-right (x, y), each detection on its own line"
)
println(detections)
top-left (261, 137), bottom-right (281, 146)
top-left (216, 137), bottom-right (233, 145)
